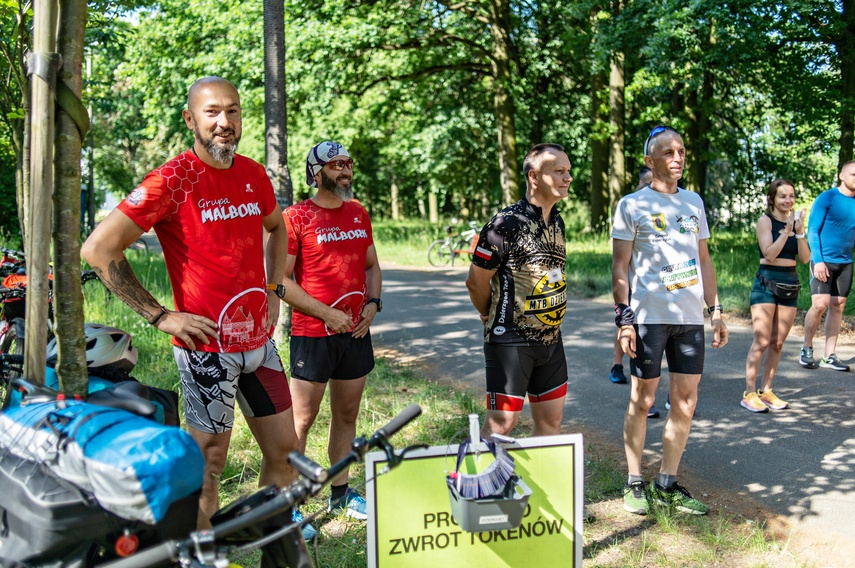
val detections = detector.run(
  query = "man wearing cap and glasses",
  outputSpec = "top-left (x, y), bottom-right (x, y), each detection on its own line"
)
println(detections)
top-left (612, 125), bottom-right (728, 516)
top-left (275, 141), bottom-right (382, 526)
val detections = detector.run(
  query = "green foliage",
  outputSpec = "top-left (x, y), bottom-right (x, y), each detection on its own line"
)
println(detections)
top-left (0, 133), bottom-right (18, 242)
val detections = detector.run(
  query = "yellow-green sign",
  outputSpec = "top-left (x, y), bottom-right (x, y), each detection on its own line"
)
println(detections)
top-left (366, 434), bottom-right (583, 567)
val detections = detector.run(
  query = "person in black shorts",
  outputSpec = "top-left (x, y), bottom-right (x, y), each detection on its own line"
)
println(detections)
top-left (612, 126), bottom-right (728, 516)
top-left (800, 160), bottom-right (855, 371)
top-left (466, 143), bottom-right (571, 438)
top-left (276, 141), bottom-right (382, 522)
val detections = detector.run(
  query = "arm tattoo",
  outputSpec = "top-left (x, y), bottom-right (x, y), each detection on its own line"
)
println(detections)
top-left (93, 258), bottom-right (163, 321)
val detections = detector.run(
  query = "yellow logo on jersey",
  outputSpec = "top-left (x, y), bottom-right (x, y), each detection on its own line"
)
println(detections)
top-left (524, 274), bottom-right (567, 326)
top-left (651, 213), bottom-right (666, 231)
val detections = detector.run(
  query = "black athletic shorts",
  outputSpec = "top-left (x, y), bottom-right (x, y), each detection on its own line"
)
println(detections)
top-left (630, 324), bottom-right (705, 379)
top-left (810, 261), bottom-right (853, 298)
top-left (289, 332), bottom-right (375, 383)
top-left (484, 341), bottom-right (568, 412)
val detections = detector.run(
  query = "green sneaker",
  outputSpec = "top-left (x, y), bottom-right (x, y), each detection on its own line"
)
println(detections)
top-left (651, 482), bottom-right (709, 515)
top-left (622, 481), bottom-right (650, 515)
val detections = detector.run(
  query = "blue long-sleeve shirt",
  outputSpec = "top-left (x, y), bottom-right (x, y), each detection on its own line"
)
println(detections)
top-left (807, 187), bottom-right (855, 264)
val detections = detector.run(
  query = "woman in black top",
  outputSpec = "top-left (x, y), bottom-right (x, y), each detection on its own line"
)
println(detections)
top-left (742, 179), bottom-right (810, 412)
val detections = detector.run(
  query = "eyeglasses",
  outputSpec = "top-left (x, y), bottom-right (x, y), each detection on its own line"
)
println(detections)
top-left (643, 125), bottom-right (679, 156)
top-left (326, 159), bottom-right (354, 171)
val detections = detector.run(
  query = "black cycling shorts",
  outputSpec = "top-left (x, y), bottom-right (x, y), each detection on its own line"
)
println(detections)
top-left (484, 341), bottom-right (567, 412)
top-left (630, 324), bottom-right (705, 379)
top-left (810, 261), bottom-right (853, 298)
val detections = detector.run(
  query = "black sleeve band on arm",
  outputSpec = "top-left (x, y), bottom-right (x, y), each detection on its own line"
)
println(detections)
top-left (614, 303), bottom-right (635, 327)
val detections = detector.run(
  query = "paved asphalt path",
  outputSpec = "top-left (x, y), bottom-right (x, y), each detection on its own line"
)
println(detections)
top-left (372, 262), bottom-right (855, 545)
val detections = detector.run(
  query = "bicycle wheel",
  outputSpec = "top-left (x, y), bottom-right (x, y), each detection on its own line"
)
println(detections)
top-left (0, 323), bottom-right (23, 405)
top-left (427, 240), bottom-right (452, 267)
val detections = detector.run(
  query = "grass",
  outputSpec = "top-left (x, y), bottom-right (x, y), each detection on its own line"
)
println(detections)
top-left (74, 226), bottom-right (826, 567)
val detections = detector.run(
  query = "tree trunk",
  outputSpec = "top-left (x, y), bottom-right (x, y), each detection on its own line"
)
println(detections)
top-left (25, 0), bottom-right (60, 386)
top-left (590, 70), bottom-right (609, 232)
top-left (489, 0), bottom-right (519, 205)
top-left (390, 171), bottom-right (400, 220)
top-left (608, 51), bottom-right (626, 213)
top-left (263, 0), bottom-right (293, 344)
top-left (428, 191), bottom-right (438, 223)
top-left (838, 0), bottom-right (855, 167)
top-left (52, 0), bottom-right (89, 394)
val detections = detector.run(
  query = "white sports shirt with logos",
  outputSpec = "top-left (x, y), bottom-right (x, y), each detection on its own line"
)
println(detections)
top-left (611, 186), bottom-right (710, 326)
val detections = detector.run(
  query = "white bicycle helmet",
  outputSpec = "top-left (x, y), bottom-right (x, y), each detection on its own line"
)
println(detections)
top-left (46, 323), bottom-right (138, 372)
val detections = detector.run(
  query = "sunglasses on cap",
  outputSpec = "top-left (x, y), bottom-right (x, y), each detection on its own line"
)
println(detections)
top-left (643, 125), bottom-right (679, 156)
top-left (326, 159), bottom-right (354, 171)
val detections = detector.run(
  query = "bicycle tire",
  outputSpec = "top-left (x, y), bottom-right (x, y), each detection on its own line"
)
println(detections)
top-left (0, 323), bottom-right (24, 393)
top-left (427, 240), bottom-right (452, 267)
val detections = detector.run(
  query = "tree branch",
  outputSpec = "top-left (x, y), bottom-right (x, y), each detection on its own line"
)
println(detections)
top-left (349, 62), bottom-right (491, 96)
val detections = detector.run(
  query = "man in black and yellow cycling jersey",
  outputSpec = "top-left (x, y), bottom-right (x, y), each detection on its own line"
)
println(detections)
top-left (466, 143), bottom-right (571, 439)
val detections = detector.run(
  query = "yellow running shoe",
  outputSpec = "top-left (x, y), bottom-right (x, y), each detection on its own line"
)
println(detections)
top-left (741, 391), bottom-right (768, 413)
top-left (758, 388), bottom-right (788, 410)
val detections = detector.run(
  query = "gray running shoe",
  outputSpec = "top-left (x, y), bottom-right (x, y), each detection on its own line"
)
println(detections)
top-left (799, 346), bottom-right (817, 369)
top-left (820, 353), bottom-right (850, 372)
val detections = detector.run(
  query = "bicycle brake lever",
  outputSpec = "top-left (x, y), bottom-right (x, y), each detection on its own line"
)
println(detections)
top-left (378, 443), bottom-right (429, 475)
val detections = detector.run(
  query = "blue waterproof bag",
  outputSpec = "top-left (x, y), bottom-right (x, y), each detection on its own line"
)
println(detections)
top-left (0, 399), bottom-right (203, 524)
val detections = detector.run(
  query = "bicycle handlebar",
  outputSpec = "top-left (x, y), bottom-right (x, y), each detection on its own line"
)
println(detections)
top-left (99, 403), bottom-right (422, 568)
top-left (0, 248), bottom-right (24, 260)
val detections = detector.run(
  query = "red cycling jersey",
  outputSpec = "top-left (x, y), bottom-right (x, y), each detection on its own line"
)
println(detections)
top-left (284, 199), bottom-right (374, 337)
top-left (118, 150), bottom-right (276, 353)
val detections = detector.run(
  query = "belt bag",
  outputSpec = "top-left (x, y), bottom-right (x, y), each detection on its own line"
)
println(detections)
top-left (758, 272), bottom-right (800, 300)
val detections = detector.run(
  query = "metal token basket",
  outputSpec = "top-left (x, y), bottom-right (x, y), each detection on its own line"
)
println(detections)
top-left (445, 415), bottom-right (532, 533)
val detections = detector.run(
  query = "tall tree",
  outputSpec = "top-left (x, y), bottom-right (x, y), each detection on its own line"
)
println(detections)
top-left (0, 0), bottom-right (32, 245)
top-left (25, 0), bottom-right (59, 385)
top-left (52, 0), bottom-right (89, 393)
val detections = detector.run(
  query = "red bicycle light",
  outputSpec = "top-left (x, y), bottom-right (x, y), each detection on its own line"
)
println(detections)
top-left (114, 533), bottom-right (139, 557)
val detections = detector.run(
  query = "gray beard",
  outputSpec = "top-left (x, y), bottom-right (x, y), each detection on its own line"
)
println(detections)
top-left (205, 139), bottom-right (238, 164)
top-left (320, 170), bottom-right (353, 201)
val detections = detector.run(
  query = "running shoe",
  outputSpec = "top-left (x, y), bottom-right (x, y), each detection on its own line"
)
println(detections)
top-left (757, 388), bottom-right (788, 410)
top-left (622, 481), bottom-right (649, 515)
top-left (292, 508), bottom-right (318, 542)
top-left (665, 395), bottom-right (670, 410)
top-left (741, 391), bottom-right (769, 413)
top-left (610, 364), bottom-right (628, 384)
top-left (650, 482), bottom-right (709, 515)
top-left (799, 346), bottom-right (818, 369)
top-left (820, 353), bottom-right (850, 371)
top-left (329, 487), bottom-right (367, 520)
top-left (647, 405), bottom-right (660, 419)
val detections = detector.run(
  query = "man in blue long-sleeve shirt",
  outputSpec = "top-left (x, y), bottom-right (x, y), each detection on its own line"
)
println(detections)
top-left (801, 160), bottom-right (855, 371)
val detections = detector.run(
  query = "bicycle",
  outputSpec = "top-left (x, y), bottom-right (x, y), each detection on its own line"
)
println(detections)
top-left (88, 403), bottom-right (424, 567)
top-left (427, 221), bottom-right (481, 267)
top-left (0, 259), bottom-right (101, 387)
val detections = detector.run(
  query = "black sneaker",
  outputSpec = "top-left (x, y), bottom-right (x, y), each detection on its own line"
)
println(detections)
top-left (647, 405), bottom-right (660, 419)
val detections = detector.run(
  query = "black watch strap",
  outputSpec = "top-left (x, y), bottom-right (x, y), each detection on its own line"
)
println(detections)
top-left (267, 283), bottom-right (286, 300)
top-left (367, 297), bottom-right (382, 312)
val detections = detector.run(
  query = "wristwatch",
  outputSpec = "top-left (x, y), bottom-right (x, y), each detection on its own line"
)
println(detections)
top-left (367, 298), bottom-right (383, 312)
top-left (707, 304), bottom-right (723, 315)
top-left (267, 283), bottom-right (286, 300)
